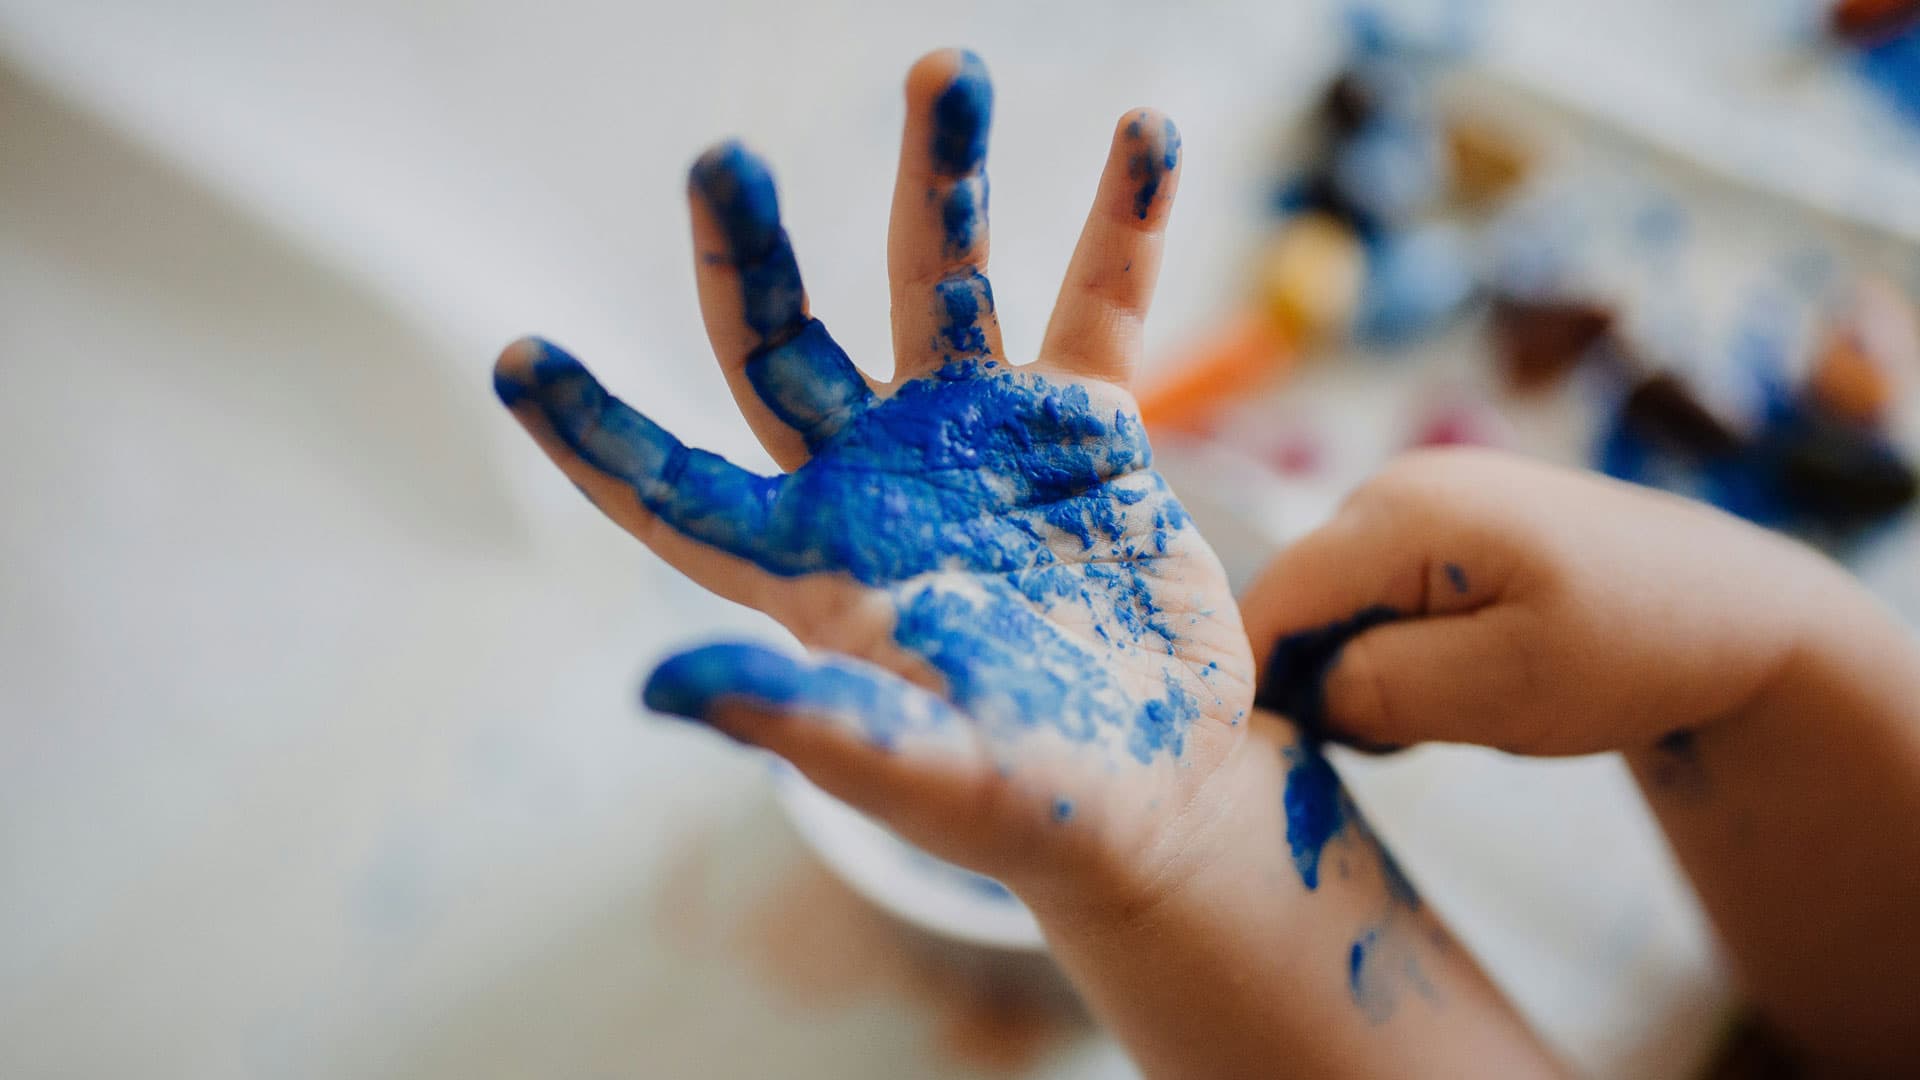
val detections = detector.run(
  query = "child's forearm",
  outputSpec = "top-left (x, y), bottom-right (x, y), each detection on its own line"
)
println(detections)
top-left (1626, 573), bottom-right (1920, 1075)
top-left (1015, 712), bottom-right (1567, 1080)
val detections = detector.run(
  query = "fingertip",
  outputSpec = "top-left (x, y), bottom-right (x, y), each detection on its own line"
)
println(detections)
top-left (492, 336), bottom-right (584, 407)
top-left (687, 139), bottom-right (783, 258)
top-left (492, 336), bottom-right (542, 405)
top-left (911, 48), bottom-right (992, 176)
top-left (642, 642), bottom-right (802, 721)
top-left (1116, 108), bottom-right (1182, 221)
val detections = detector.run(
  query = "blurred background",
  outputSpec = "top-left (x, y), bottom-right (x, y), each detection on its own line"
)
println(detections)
top-left (4, 1), bottom-right (1918, 1077)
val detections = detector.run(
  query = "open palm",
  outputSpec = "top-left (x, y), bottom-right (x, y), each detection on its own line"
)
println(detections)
top-left (496, 51), bottom-right (1254, 886)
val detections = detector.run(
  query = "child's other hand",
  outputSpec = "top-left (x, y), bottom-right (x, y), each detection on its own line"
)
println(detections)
top-left (494, 50), bottom-right (1253, 902)
top-left (1243, 447), bottom-right (1842, 756)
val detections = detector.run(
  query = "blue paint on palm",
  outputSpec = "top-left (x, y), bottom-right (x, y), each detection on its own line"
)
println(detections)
top-left (503, 134), bottom-right (1204, 762)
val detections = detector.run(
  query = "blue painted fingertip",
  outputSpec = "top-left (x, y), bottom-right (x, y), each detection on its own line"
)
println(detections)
top-left (1124, 114), bottom-right (1181, 219)
top-left (643, 642), bottom-right (964, 751)
top-left (690, 141), bottom-right (806, 337)
top-left (689, 141), bottom-right (783, 260)
top-left (931, 50), bottom-right (993, 175)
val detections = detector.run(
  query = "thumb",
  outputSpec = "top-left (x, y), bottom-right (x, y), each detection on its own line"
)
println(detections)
top-left (1241, 495), bottom-right (1522, 751)
top-left (642, 641), bottom-right (992, 830)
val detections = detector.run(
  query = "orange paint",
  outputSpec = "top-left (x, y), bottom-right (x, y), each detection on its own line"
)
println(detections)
top-left (1137, 312), bottom-right (1298, 434)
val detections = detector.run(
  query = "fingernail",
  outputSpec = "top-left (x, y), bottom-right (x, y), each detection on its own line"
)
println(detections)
top-left (1255, 604), bottom-right (1401, 742)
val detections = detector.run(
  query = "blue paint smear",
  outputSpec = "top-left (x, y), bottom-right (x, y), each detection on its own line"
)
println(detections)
top-left (1282, 741), bottom-right (1346, 890)
top-left (1124, 116), bottom-right (1182, 219)
top-left (686, 145), bottom-right (874, 452)
top-left (935, 271), bottom-right (995, 356)
top-left (689, 142), bottom-right (806, 340)
top-left (1857, 22), bottom-right (1920, 129)
top-left (1254, 605), bottom-right (1402, 743)
top-left (940, 176), bottom-right (988, 255)
top-left (744, 318), bottom-right (874, 449)
top-left (931, 51), bottom-right (992, 176)
top-left (1442, 562), bottom-right (1468, 595)
top-left (1052, 798), bottom-right (1074, 823)
top-left (1346, 926), bottom-right (1396, 1023)
top-left (643, 641), bottom-right (963, 752)
top-left (503, 341), bottom-right (1208, 763)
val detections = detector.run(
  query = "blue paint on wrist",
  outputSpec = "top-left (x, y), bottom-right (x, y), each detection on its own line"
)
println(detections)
top-left (1282, 742), bottom-right (1346, 890)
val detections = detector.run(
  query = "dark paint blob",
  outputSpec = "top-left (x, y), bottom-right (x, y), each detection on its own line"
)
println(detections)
top-left (689, 142), bottom-right (806, 340)
top-left (1442, 562), bottom-right (1469, 595)
top-left (1254, 605), bottom-right (1402, 743)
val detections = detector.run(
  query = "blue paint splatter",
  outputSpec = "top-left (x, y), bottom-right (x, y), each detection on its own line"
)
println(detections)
top-left (1052, 798), bottom-right (1074, 823)
top-left (643, 642), bottom-right (963, 751)
top-left (1443, 562), bottom-right (1468, 595)
top-left (1282, 741), bottom-right (1346, 890)
top-left (931, 51), bottom-right (992, 176)
top-left (1125, 116), bottom-right (1181, 219)
top-left (1254, 605), bottom-right (1401, 743)
top-left (940, 176), bottom-right (987, 254)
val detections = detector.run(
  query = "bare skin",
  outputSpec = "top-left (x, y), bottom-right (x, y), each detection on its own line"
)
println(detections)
top-left (1242, 448), bottom-right (1920, 1076)
top-left (497, 51), bottom-right (1563, 1080)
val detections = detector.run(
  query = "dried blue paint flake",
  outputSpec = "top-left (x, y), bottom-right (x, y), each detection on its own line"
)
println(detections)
top-left (1052, 798), bottom-right (1074, 823)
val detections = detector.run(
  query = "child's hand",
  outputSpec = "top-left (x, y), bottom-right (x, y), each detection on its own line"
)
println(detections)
top-left (495, 50), bottom-right (1252, 900)
top-left (1243, 446), bottom-right (1834, 756)
top-left (1245, 447), bottom-right (1920, 1075)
